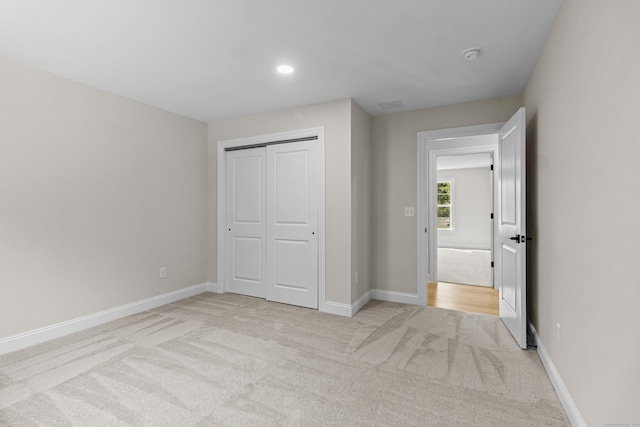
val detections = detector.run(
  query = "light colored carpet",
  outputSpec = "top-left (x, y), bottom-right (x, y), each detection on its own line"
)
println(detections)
top-left (0, 293), bottom-right (569, 426)
top-left (438, 248), bottom-right (492, 287)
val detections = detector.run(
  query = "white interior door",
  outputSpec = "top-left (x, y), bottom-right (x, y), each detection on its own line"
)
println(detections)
top-left (497, 107), bottom-right (527, 349)
top-left (266, 141), bottom-right (319, 309)
top-left (226, 148), bottom-right (266, 298)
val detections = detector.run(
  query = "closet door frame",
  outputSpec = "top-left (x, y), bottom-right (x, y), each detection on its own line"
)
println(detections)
top-left (216, 127), bottom-right (326, 310)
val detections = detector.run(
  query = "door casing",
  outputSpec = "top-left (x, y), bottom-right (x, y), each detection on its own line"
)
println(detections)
top-left (417, 123), bottom-right (503, 305)
top-left (217, 127), bottom-right (326, 310)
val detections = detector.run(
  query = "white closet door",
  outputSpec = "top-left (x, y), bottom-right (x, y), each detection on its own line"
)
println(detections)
top-left (266, 141), bottom-right (319, 309)
top-left (226, 147), bottom-right (266, 298)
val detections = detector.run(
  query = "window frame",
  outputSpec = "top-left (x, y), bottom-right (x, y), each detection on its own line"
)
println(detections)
top-left (436, 178), bottom-right (454, 231)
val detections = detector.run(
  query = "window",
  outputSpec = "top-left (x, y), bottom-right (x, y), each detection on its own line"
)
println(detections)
top-left (437, 180), bottom-right (453, 229)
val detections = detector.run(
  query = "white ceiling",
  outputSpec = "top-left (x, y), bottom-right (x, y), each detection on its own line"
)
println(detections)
top-left (0, 0), bottom-right (562, 123)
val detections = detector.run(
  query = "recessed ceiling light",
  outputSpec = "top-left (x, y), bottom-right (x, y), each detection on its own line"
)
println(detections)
top-left (277, 65), bottom-right (295, 74)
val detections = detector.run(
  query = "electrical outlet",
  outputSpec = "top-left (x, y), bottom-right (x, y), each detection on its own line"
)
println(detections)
top-left (404, 207), bottom-right (415, 217)
top-left (160, 267), bottom-right (167, 279)
top-left (556, 323), bottom-right (561, 344)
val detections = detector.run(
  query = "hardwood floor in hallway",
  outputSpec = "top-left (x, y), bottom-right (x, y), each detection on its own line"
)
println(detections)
top-left (428, 282), bottom-right (499, 316)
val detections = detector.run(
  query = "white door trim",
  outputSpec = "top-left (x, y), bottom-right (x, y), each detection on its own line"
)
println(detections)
top-left (417, 124), bottom-right (503, 305)
top-left (217, 127), bottom-right (326, 310)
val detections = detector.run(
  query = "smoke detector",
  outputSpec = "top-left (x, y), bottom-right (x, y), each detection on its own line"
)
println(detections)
top-left (462, 48), bottom-right (481, 61)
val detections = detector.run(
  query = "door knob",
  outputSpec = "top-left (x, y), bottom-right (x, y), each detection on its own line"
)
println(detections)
top-left (509, 234), bottom-right (521, 242)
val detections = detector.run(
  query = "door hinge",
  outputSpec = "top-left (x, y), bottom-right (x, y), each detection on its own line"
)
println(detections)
top-left (490, 164), bottom-right (494, 171)
top-left (490, 213), bottom-right (494, 219)
top-left (425, 227), bottom-right (427, 233)
top-left (491, 261), bottom-right (494, 268)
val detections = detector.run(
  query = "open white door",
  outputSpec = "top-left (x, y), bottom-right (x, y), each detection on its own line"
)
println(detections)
top-left (497, 107), bottom-right (527, 349)
top-left (266, 141), bottom-right (319, 309)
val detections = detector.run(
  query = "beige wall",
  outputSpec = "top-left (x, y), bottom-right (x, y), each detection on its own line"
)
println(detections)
top-left (207, 99), bottom-right (353, 304)
top-left (350, 100), bottom-right (372, 303)
top-left (524, 0), bottom-right (640, 424)
top-left (437, 167), bottom-right (491, 250)
top-left (371, 95), bottom-right (522, 294)
top-left (0, 58), bottom-right (208, 339)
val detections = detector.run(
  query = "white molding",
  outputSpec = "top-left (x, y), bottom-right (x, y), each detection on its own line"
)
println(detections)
top-left (319, 291), bottom-right (372, 318)
top-left (529, 323), bottom-right (586, 427)
top-left (0, 283), bottom-right (210, 356)
top-left (418, 123), bottom-right (505, 142)
top-left (320, 289), bottom-right (415, 317)
top-left (417, 123), bottom-right (502, 305)
top-left (216, 140), bottom-right (226, 295)
top-left (320, 301), bottom-right (353, 317)
top-left (417, 136), bottom-right (429, 303)
top-left (437, 244), bottom-right (492, 251)
top-left (351, 291), bottom-right (372, 316)
top-left (206, 282), bottom-right (220, 293)
top-left (370, 289), bottom-right (420, 305)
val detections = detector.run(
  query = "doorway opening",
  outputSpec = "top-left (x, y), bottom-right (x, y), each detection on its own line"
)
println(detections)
top-left (432, 151), bottom-right (498, 316)
top-left (417, 126), bottom-right (501, 310)
top-left (417, 108), bottom-right (528, 348)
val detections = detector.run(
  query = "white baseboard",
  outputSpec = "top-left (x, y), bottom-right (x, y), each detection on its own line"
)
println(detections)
top-left (319, 290), bottom-right (372, 317)
top-left (438, 244), bottom-right (491, 251)
top-left (0, 282), bottom-right (213, 356)
top-left (370, 289), bottom-right (421, 305)
top-left (206, 282), bottom-right (220, 293)
top-left (351, 291), bottom-right (372, 316)
top-left (0, 282), bottom-right (419, 355)
top-left (529, 322), bottom-right (586, 427)
top-left (320, 300), bottom-right (353, 317)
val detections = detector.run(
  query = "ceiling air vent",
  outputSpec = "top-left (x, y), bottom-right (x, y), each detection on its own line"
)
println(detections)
top-left (379, 99), bottom-right (404, 111)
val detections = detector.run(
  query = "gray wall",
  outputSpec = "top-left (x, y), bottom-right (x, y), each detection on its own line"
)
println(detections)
top-left (371, 95), bottom-right (523, 294)
top-left (524, 0), bottom-right (640, 424)
top-left (437, 167), bottom-right (491, 250)
top-left (0, 58), bottom-right (208, 339)
top-left (6, 4), bottom-right (636, 419)
top-left (350, 100), bottom-right (372, 303)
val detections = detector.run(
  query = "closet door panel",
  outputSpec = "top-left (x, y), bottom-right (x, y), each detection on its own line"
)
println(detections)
top-left (225, 148), bottom-right (266, 298)
top-left (266, 142), bottom-right (319, 309)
